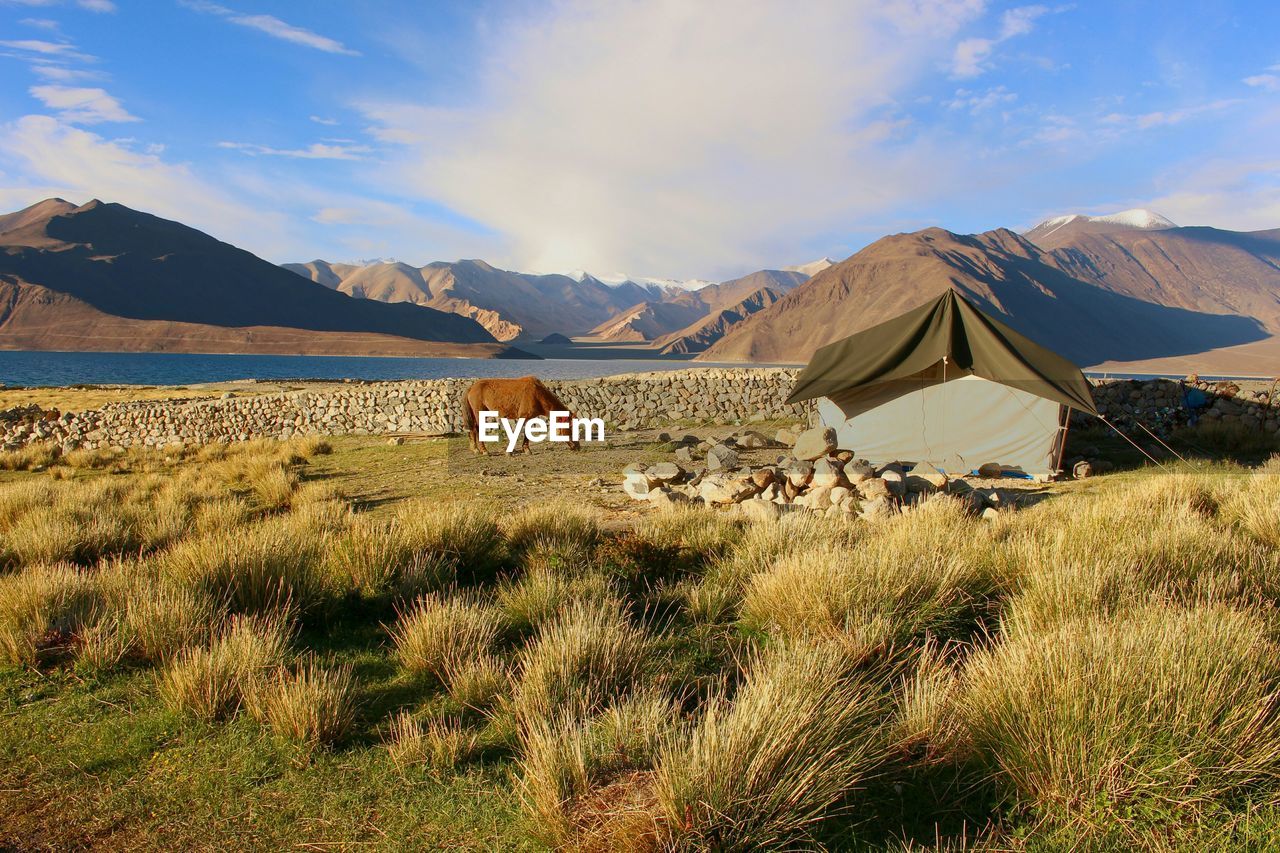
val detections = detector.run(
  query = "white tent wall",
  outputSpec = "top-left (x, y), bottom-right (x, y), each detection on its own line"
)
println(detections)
top-left (816, 375), bottom-right (1066, 478)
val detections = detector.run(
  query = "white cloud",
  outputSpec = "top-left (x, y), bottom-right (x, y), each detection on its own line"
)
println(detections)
top-left (360, 0), bottom-right (985, 276)
top-left (77, 0), bottom-right (115, 11)
top-left (19, 17), bottom-right (61, 30)
top-left (0, 114), bottom-right (300, 256)
top-left (1143, 157), bottom-right (1280, 231)
top-left (1100, 98), bottom-right (1240, 130)
top-left (946, 85), bottom-right (1017, 113)
top-left (180, 1), bottom-right (359, 55)
top-left (0, 38), bottom-right (95, 62)
top-left (30, 63), bottom-right (104, 81)
top-left (1245, 74), bottom-right (1280, 92)
top-left (217, 140), bottom-right (372, 160)
top-left (28, 84), bottom-right (137, 123)
top-left (309, 115), bottom-right (339, 126)
top-left (951, 4), bottom-right (1051, 77)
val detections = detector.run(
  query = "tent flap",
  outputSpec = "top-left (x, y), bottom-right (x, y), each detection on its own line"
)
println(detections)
top-left (786, 290), bottom-right (1097, 415)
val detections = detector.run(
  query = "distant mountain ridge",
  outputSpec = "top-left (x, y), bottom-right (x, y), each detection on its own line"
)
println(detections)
top-left (0, 198), bottom-right (514, 357)
top-left (699, 218), bottom-right (1279, 372)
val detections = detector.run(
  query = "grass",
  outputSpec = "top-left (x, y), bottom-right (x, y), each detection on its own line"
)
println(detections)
top-left (3, 437), bottom-right (1280, 849)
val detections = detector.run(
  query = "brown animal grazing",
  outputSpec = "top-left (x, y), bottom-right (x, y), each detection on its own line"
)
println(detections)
top-left (462, 376), bottom-right (582, 454)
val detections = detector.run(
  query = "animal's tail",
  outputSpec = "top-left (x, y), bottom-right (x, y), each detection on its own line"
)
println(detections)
top-left (462, 393), bottom-right (476, 435)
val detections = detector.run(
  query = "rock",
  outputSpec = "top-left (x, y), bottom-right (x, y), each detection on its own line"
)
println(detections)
top-left (706, 444), bottom-right (740, 471)
top-left (1073, 460), bottom-right (1094, 479)
top-left (835, 450), bottom-right (854, 463)
top-left (220, 391), bottom-right (234, 399)
top-left (945, 478), bottom-right (974, 495)
top-left (782, 479), bottom-right (800, 501)
top-left (843, 459), bottom-right (875, 484)
top-left (977, 462), bottom-right (1003, 478)
top-left (858, 477), bottom-right (893, 501)
top-left (859, 497), bottom-right (893, 519)
top-left (675, 446), bottom-right (696, 463)
top-left (656, 432), bottom-right (672, 443)
top-left (738, 430), bottom-right (770, 449)
top-left (679, 434), bottom-right (700, 445)
top-left (587, 477), bottom-right (605, 488)
top-left (797, 485), bottom-right (833, 510)
top-left (880, 468), bottom-right (906, 496)
top-left (699, 474), bottom-right (759, 505)
top-left (387, 436), bottom-right (405, 446)
top-left (829, 485), bottom-right (852, 506)
top-left (793, 426), bottom-right (838, 461)
top-left (648, 487), bottom-right (688, 509)
top-left (811, 457), bottom-right (849, 489)
top-left (786, 461), bottom-right (814, 488)
top-left (751, 467), bottom-right (776, 489)
top-left (775, 428), bottom-right (798, 446)
top-left (647, 462), bottom-right (685, 483)
top-left (907, 461), bottom-right (948, 492)
top-left (738, 499), bottom-right (782, 522)
top-left (981, 507), bottom-right (1000, 521)
top-left (623, 461), bottom-right (646, 474)
top-left (623, 471), bottom-right (656, 500)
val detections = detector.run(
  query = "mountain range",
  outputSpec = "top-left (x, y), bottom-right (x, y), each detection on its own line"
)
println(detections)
top-left (2, 197), bottom-right (1278, 375)
top-left (698, 210), bottom-right (1280, 375)
top-left (0, 199), bottom-right (516, 358)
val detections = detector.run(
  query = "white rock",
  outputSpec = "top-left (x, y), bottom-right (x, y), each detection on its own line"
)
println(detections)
top-left (792, 426), bottom-right (837, 461)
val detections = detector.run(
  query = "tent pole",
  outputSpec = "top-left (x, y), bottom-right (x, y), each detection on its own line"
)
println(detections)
top-left (1054, 406), bottom-right (1072, 476)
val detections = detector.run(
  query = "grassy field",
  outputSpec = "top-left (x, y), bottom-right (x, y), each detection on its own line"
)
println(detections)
top-left (2, 436), bottom-right (1280, 851)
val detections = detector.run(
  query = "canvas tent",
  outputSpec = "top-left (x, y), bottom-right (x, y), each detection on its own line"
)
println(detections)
top-left (785, 290), bottom-right (1097, 479)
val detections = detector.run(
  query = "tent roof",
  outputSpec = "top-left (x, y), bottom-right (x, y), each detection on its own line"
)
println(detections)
top-left (785, 290), bottom-right (1098, 415)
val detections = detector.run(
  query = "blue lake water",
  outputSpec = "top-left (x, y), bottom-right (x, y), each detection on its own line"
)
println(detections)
top-left (0, 351), bottom-right (780, 387)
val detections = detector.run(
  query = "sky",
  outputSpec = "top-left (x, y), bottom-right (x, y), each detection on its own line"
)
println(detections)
top-left (0, 0), bottom-right (1278, 280)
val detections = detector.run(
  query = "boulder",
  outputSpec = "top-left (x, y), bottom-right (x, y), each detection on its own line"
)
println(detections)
top-left (828, 485), bottom-right (853, 506)
top-left (738, 499), bottom-right (782, 522)
top-left (907, 461), bottom-right (948, 492)
top-left (859, 497), bottom-right (894, 519)
top-left (1073, 460), bottom-right (1094, 479)
top-left (648, 488), bottom-right (689, 509)
top-left (706, 444), bottom-right (740, 472)
top-left (623, 471), bottom-right (655, 500)
top-left (981, 506), bottom-right (1000, 521)
top-left (675, 446), bottom-right (696, 463)
top-left (738, 431), bottom-right (770, 449)
top-left (843, 459), bottom-right (875, 484)
top-left (775, 428), bottom-right (798, 446)
top-left (811, 457), bottom-right (849, 489)
top-left (880, 468), bottom-right (906, 496)
top-left (699, 474), bottom-right (759, 505)
top-left (796, 484), bottom-right (834, 510)
top-left (647, 462), bottom-right (685, 483)
top-left (858, 477), bottom-right (893, 501)
top-left (751, 467), bottom-right (777, 489)
top-left (977, 462), bottom-right (1003, 479)
top-left (793, 426), bottom-right (838, 461)
top-left (785, 461), bottom-right (814, 488)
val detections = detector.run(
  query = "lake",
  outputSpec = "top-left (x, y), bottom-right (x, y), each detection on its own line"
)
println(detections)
top-left (0, 350), bottom-right (780, 388)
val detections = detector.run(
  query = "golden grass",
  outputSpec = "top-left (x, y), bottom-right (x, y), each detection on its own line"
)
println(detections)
top-left (391, 592), bottom-right (504, 681)
top-left (251, 658), bottom-right (357, 747)
top-left (388, 712), bottom-right (482, 774)
top-left (0, 562), bottom-right (100, 665)
top-left (158, 613), bottom-right (291, 721)
top-left (652, 641), bottom-right (890, 851)
top-left (959, 603), bottom-right (1280, 830)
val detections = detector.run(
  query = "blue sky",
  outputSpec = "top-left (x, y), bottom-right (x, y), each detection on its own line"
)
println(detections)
top-left (1, 0), bottom-right (1278, 279)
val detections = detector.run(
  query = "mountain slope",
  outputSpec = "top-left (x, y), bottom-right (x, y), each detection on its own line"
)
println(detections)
top-left (285, 259), bottom-right (669, 341)
top-left (587, 269), bottom-right (808, 343)
top-left (656, 287), bottom-right (785, 354)
top-left (1025, 208), bottom-right (1177, 246)
top-left (699, 226), bottom-right (1268, 367)
top-left (0, 199), bottom-right (505, 356)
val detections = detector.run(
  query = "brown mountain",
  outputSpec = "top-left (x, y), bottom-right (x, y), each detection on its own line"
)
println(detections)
top-left (0, 199), bottom-right (512, 357)
top-left (587, 269), bottom-right (807, 343)
top-left (285, 259), bottom-right (666, 341)
top-left (699, 225), bottom-right (1270, 370)
top-left (656, 287), bottom-right (786, 354)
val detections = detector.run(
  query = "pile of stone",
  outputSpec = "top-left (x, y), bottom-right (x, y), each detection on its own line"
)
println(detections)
top-left (623, 425), bottom-right (1018, 521)
top-left (1086, 377), bottom-right (1280, 437)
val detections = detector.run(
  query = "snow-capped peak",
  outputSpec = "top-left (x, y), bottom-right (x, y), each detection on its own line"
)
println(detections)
top-left (1090, 209), bottom-right (1177, 229)
top-left (785, 257), bottom-right (836, 276)
top-left (1029, 208), bottom-right (1176, 238)
top-left (556, 269), bottom-right (714, 291)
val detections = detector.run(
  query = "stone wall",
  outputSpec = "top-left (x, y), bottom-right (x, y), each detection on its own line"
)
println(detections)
top-left (1, 368), bottom-right (811, 452)
top-left (4, 370), bottom-right (1277, 453)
